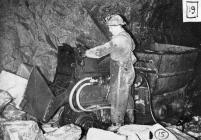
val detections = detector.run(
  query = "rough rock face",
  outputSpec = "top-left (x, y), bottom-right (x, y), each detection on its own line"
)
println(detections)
top-left (82, 0), bottom-right (200, 48)
top-left (0, 0), bottom-right (200, 81)
top-left (0, 0), bottom-right (107, 82)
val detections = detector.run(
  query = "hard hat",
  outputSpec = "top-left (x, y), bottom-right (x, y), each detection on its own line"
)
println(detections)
top-left (105, 14), bottom-right (126, 26)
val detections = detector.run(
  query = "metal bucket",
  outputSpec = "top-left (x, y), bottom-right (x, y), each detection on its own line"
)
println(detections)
top-left (135, 43), bottom-right (198, 94)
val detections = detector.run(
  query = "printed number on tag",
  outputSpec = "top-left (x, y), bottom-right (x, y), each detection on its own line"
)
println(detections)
top-left (154, 129), bottom-right (169, 139)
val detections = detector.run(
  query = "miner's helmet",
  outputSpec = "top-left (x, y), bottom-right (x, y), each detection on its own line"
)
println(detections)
top-left (105, 14), bottom-right (126, 26)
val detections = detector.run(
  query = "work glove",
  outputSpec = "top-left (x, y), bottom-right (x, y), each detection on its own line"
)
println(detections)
top-left (82, 51), bottom-right (87, 58)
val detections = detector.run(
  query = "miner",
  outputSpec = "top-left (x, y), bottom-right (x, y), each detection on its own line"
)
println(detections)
top-left (84, 14), bottom-right (136, 130)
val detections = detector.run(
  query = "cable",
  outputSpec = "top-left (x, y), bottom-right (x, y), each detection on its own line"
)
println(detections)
top-left (139, 73), bottom-right (158, 123)
top-left (76, 82), bottom-right (93, 111)
top-left (85, 105), bottom-right (111, 111)
top-left (76, 81), bottom-right (111, 112)
top-left (69, 77), bottom-right (92, 112)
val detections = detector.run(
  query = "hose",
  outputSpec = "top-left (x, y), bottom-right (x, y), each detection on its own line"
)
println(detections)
top-left (139, 73), bottom-right (158, 123)
top-left (76, 82), bottom-right (93, 111)
top-left (69, 77), bottom-right (92, 112)
top-left (86, 105), bottom-right (111, 110)
top-left (76, 81), bottom-right (111, 112)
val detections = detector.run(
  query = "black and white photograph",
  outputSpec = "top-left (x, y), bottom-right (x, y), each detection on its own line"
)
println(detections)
top-left (0, 0), bottom-right (201, 139)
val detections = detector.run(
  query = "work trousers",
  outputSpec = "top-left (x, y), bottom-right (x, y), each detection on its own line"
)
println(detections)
top-left (109, 59), bottom-right (135, 125)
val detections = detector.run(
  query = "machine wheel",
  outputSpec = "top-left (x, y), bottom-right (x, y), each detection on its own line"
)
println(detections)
top-left (75, 113), bottom-right (98, 131)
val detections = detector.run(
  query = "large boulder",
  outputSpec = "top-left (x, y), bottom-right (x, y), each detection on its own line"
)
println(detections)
top-left (0, 120), bottom-right (45, 140)
top-left (44, 124), bottom-right (81, 140)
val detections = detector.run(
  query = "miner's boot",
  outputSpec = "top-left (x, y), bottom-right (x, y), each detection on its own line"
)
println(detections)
top-left (107, 123), bottom-right (122, 132)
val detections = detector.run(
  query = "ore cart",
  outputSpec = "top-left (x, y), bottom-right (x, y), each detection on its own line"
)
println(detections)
top-left (134, 43), bottom-right (198, 124)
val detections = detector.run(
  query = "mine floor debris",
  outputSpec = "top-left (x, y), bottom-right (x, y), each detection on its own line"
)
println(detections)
top-left (0, 69), bottom-right (200, 140)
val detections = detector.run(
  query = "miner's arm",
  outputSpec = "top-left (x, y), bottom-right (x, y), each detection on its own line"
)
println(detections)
top-left (85, 41), bottom-right (115, 58)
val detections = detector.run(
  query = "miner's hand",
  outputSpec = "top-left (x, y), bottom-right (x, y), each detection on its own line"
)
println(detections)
top-left (75, 39), bottom-right (85, 47)
top-left (82, 52), bottom-right (87, 58)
